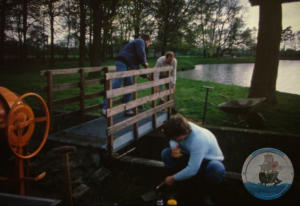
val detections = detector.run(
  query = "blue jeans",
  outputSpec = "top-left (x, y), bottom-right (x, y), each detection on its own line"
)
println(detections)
top-left (102, 61), bottom-right (133, 110)
top-left (161, 148), bottom-right (225, 184)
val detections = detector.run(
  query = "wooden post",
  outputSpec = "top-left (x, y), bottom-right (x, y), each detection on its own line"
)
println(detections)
top-left (133, 75), bottom-right (139, 140)
top-left (167, 70), bottom-right (172, 119)
top-left (152, 73), bottom-right (157, 129)
top-left (106, 76), bottom-right (114, 155)
top-left (79, 69), bottom-right (85, 121)
top-left (47, 71), bottom-right (53, 131)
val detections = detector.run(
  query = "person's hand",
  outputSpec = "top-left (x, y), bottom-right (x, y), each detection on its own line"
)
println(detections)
top-left (164, 175), bottom-right (175, 186)
top-left (146, 75), bottom-right (152, 81)
top-left (144, 62), bottom-right (149, 68)
top-left (171, 145), bottom-right (183, 158)
top-left (173, 84), bottom-right (176, 90)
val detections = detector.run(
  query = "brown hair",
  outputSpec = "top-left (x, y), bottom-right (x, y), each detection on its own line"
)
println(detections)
top-left (165, 51), bottom-right (175, 58)
top-left (163, 114), bottom-right (191, 139)
top-left (141, 34), bottom-right (151, 41)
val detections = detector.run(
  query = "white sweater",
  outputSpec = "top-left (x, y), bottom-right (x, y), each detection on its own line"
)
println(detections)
top-left (154, 56), bottom-right (177, 84)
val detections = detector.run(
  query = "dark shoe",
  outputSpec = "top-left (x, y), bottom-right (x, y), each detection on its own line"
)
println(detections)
top-left (125, 110), bottom-right (135, 116)
top-left (202, 194), bottom-right (215, 206)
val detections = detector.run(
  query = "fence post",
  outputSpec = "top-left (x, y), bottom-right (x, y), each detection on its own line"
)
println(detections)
top-left (167, 69), bottom-right (172, 119)
top-left (47, 71), bottom-right (53, 131)
top-left (105, 71), bottom-right (114, 156)
top-left (133, 75), bottom-right (139, 141)
top-left (152, 72), bottom-right (157, 129)
top-left (79, 69), bottom-right (85, 122)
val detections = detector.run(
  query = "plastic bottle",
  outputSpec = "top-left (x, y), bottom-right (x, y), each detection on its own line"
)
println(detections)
top-left (167, 199), bottom-right (177, 206)
top-left (156, 192), bottom-right (164, 206)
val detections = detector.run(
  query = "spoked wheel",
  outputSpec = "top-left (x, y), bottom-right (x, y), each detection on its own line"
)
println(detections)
top-left (7, 92), bottom-right (50, 159)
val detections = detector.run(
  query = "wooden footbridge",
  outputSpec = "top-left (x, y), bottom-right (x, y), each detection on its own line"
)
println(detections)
top-left (40, 65), bottom-right (175, 155)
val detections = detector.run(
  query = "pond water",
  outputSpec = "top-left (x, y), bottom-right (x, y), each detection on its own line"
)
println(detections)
top-left (178, 60), bottom-right (300, 95)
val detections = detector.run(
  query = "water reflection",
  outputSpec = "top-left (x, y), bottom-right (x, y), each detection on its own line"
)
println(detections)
top-left (178, 60), bottom-right (300, 95)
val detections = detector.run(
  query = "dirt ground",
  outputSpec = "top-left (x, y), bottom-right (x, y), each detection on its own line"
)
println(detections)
top-left (1, 119), bottom-right (299, 206)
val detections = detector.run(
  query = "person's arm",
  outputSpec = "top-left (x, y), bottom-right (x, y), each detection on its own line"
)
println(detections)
top-left (174, 151), bottom-right (205, 181)
top-left (173, 59), bottom-right (177, 86)
top-left (135, 39), bottom-right (147, 67)
top-left (164, 150), bottom-right (205, 186)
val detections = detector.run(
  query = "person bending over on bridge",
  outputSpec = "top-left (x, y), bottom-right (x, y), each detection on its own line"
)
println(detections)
top-left (102, 34), bottom-right (151, 116)
top-left (154, 51), bottom-right (177, 92)
top-left (161, 114), bottom-right (225, 201)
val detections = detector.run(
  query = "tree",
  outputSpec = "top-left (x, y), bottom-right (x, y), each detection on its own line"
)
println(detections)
top-left (79, 0), bottom-right (87, 66)
top-left (154, 0), bottom-right (197, 55)
top-left (90, 0), bottom-right (102, 66)
top-left (281, 26), bottom-right (294, 50)
top-left (0, 0), bottom-right (8, 64)
top-left (45, 0), bottom-right (61, 66)
top-left (248, 2), bottom-right (282, 104)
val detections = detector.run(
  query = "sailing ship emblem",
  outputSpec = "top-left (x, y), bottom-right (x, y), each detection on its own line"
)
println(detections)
top-left (242, 148), bottom-right (294, 200)
top-left (258, 154), bottom-right (282, 186)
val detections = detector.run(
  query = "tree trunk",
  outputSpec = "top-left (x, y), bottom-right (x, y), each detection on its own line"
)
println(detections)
top-left (79, 0), bottom-right (86, 66)
top-left (90, 0), bottom-right (101, 66)
top-left (248, 2), bottom-right (282, 105)
top-left (49, 0), bottom-right (55, 67)
top-left (0, 0), bottom-right (7, 64)
top-left (88, 7), bottom-right (92, 60)
top-left (22, 0), bottom-right (28, 62)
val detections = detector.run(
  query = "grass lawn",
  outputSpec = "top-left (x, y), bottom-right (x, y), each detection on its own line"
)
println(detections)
top-left (0, 56), bottom-right (299, 135)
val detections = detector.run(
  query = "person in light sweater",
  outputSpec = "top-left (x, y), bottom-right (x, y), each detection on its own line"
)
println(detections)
top-left (154, 51), bottom-right (177, 91)
top-left (161, 114), bottom-right (225, 186)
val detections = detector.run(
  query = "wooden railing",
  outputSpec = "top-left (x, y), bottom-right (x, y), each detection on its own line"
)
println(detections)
top-left (105, 66), bottom-right (175, 155)
top-left (40, 66), bottom-right (116, 126)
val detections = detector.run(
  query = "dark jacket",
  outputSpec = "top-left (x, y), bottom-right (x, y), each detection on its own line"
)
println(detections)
top-left (116, 38), bottom-right (147, 70)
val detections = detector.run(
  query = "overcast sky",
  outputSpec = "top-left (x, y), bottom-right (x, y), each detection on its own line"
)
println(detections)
top-left (241, 0), bottom-right (300, 31)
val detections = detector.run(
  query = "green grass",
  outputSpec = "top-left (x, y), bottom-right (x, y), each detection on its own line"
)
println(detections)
top-left (0, 56), bottom-right (299, 135)
top-left (175, 78), bottom-right (300, 135)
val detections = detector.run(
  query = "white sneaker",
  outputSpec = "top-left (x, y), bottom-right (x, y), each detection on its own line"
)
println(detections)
top-left (101, 108), bottom-right (107, 116)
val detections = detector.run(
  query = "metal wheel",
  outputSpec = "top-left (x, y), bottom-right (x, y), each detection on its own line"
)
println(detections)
top-left (7, 93), bottom-right (50, 159)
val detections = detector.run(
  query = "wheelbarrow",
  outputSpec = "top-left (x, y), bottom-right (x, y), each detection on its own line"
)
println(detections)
top-left (217, 97), bottom-right (266, 129)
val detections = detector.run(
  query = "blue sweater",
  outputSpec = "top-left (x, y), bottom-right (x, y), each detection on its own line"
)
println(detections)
top-left (170, 122), bottom-right (224, 181)
top-left (116, 38), bottom-right (147, 69)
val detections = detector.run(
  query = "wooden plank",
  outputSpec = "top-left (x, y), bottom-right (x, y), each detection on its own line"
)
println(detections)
top-left (84, 104), bottom-right (101, 113)
top-left (40, 66), bottom-right (108, 76)
top-left (52, 82), bottom-right (79, 92)
top-left (106, 77), bottom-right (172, 99)
top-left (40, 79), bottom-right (105, 92)
top-left (106, 89), bottom-right (174, 117)
top-left (105, 66), bottom-right (173, 80)
top-left (53, 96), bottom-right (81, 106)
top-left (107, 66), bottom-right (116, 71)
top-left (107, 100), bottom-right (174, 135)
top-left (53, 91), bottom-right (104, 106)
top-left (85, 79), bottom-right (103, 86)
top-left (85, 91), bottom-right (105, 99)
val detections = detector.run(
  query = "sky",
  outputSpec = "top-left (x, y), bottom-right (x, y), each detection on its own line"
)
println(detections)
top-left (241, 0), bottom-right (300, 31)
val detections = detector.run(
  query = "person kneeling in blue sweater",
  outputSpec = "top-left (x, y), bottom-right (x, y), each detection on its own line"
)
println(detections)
top-left (161, 114), bottom-right (225, 203)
